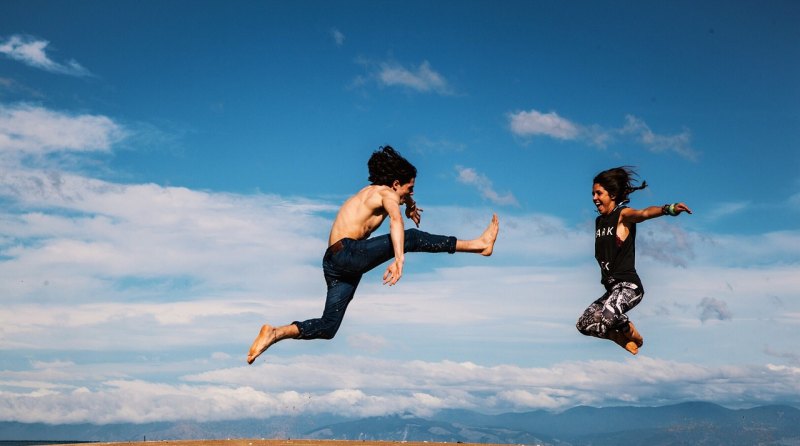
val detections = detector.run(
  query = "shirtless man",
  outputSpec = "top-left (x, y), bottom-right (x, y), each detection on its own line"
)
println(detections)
top-left (247, 146), bottom-right (499, 364)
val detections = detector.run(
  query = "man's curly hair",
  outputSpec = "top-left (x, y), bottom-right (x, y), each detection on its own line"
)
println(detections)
top-left (367, 145), bottom-right (417, 186)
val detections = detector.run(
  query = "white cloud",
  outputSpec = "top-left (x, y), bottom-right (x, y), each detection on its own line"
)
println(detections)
top-left (331, 28), bottom-right (345, 47)
top-left (687, 229), bottom-right (800, 266)
top-left (0, 35), bottom-right (91, 76)
top-left (347, 333), bottom-right (389, 354)
top-left (375, 60), bottom-right (453, 95)
top-left (790, 191), bottom-right (800, 208)
top-left (455, 165), bottom-right (518, 206)
top-left (704, 201), bottom-right (750, 221)
top-left (0, 169), bottom-right (334, 311)
top-left (698, 297), bottom-right (733, 322)
top-left (620, 115), bottom-right (697, 160)
top-left (637, 219), bottom-right (695, 267)
top-left (0, 103), bottom-right (124, 155)
top-left (409, 135), bottom-right (466, 154)
top-left (0, 77), bottom-right (44, 98)
top-left (507, 108), bottom-right (699, 160)
top-left (508, 109), bottom-right (581, 140)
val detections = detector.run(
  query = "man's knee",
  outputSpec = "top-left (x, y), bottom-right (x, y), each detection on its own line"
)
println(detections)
top-left (317, 318), bottom-right (342, 340)
top-left (318, 330), bottom-right (337, 340)
top-left (401, 228), bottom-right (422, 251)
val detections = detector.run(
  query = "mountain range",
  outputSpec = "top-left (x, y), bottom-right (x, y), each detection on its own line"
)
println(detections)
top-left (3, 402), bottom-right (799, 446)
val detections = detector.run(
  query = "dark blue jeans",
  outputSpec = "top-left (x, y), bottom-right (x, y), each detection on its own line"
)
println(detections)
top-left (293, 228), bottom-right (457, 340)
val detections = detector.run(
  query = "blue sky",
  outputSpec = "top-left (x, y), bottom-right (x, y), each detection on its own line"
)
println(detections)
top-left (1, 0), bottom-right (799, 425)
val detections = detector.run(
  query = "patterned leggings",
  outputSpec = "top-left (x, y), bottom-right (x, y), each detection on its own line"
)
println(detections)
top-left (576, 282), bottom-right (644, 339)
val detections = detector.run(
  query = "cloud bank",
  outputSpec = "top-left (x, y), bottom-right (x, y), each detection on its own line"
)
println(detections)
top-left (2, 356), bottom-right (800, 424)
top-left (1, 100), bottom-right (798, 426)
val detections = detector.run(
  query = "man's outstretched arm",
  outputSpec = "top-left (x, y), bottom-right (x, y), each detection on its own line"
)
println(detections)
top-left (381, 189), bottom-right (406, 286)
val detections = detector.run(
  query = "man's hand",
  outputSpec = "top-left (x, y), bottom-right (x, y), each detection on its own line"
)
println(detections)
top-left (405, 203), bottom-right (423, 227)
top-left (383, 258), bottom-right (404, 286)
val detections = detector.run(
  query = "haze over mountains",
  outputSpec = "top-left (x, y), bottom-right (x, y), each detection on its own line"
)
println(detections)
top-left (3, 402), bottom-right (799, 446)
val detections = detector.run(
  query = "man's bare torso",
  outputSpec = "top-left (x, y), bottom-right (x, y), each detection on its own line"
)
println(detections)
top-left (328, 185), bottom-right (394, 245)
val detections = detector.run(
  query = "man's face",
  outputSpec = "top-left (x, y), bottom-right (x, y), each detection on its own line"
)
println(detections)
top-left (393, 177), bottom-right (415, 203)
top-left (592, 183), bottom-right (616, 215)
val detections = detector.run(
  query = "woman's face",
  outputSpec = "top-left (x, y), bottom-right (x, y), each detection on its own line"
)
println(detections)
top-left (592, 183), bottom-right (616, 215)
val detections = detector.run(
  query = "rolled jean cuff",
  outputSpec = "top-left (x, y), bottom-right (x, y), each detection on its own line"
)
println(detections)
top-left (291, 321), bottom-right (304, 338)
top-left (446, 235), bottom-right (457, 254)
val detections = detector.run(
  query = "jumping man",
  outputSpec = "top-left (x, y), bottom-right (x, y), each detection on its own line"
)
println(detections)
top-left (576, 166), bottom-right (691, 355)
top-left (248, 146), bottom-right (499, 364)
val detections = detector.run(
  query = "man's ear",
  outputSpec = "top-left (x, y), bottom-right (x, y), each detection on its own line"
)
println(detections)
top-left (391, 179), bottom-right (401, 189)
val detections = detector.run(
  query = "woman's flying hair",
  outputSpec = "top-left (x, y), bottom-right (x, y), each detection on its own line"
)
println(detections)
top-left (593, 166), bottom-right (648, 203)
top-left (367, 145), bottom-right (417, 186)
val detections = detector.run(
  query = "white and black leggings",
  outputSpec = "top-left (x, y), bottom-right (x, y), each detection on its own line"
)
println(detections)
top-left (576, 282), bottom-right (644, 339)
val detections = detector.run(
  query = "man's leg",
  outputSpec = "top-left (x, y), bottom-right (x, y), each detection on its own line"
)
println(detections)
top-left (354, 214), bottom-right (500, 272)
top-left (247, 214), bottom-right (499, 363)
top-left (247, 269), bottom-right (360, 364)
top-left (293, 274), bottom-right (360, 340)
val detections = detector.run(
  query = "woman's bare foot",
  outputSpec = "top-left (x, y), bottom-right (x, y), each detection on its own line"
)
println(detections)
top-left (480, 214), bottom-right (500, 256)
top-left (607, 329), bottom-right (638, 355)
top-left (622, 341), bottom-right (639, 355)
top-left (626, 322), bottom-right (644, 348)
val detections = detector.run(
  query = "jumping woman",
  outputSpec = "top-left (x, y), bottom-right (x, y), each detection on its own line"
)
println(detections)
top-left (576, 166), bottom-right (692, 355)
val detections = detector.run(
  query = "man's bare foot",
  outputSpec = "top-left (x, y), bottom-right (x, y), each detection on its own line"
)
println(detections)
top-left (455, 214), bottom-right (500, 255)
top-left (480, 213), bottom-right (500, 256)
top-left (247, 324), bottom-right (278, 364)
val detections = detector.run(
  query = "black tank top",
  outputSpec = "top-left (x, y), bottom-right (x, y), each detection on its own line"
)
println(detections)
top-left (595, 204), bottom-right (642, 291)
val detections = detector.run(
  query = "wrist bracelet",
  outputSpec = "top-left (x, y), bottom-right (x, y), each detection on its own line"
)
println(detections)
top-left (662, 203), bottom-right (678, 216)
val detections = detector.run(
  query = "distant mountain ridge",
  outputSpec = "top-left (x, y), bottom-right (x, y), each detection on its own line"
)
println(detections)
top-left (2, 402), bottom-right (799, 446)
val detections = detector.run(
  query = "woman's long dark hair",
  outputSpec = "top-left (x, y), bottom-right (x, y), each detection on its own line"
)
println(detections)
top-left (367, 145), bottom-right (417, 186)
top-left (593, 166), bottom-right (648, 203)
